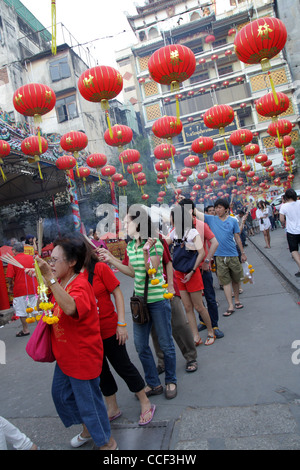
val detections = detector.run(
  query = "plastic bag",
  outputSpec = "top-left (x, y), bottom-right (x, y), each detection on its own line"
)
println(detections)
top-left (242, 262), bottom-right (254, 284)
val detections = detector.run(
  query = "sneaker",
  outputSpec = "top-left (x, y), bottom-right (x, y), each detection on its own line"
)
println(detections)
top-left (295, 272), bottom-right (300, 278)
top-left (197, 322), bottom-right (207, 332)
top-left (70, 432), bottom-right (92, 448)
top-left (213, 328), bottom-right (224, 339)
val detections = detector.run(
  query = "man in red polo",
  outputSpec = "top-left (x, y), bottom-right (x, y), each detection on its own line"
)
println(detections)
top-left (6, 242), bottom-right (38, 337)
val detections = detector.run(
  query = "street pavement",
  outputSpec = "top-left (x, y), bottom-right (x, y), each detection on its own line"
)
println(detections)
top-left (1, 227), bottom-right (300, 452)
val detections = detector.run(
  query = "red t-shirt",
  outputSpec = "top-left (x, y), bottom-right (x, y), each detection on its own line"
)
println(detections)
top-left (251, 207), bottom-right (257, 220)
top-left (51, 273), bottom-right (103, 380)
top-left (193, 218), bottom-right (216, 267)
top-left (6, 253), bottom-right (38, 298)
top-left (92, 262), bottom-right (120, 340)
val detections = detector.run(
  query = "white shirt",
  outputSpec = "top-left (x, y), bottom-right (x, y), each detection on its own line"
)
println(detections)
top-left (279, 200), bottom-right (300, 234)
top-left (169, 228), bottom-right (201, 250)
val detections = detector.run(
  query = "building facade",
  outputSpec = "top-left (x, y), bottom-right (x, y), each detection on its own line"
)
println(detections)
top-left (116, 0), bottom-right (299, 186)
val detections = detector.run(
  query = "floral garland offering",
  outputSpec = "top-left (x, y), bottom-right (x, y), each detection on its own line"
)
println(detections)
top-left (34, 259), bottom-right (58, 324)
top-left (147, 242), bottom-right (173, 300)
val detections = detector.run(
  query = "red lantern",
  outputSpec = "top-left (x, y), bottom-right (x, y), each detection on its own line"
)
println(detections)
top-left (21, 136), bottom-right (48, 179)
top-left (56, 155), bottom-right (77, 185)
top-left (112, 173), bottom-right (124, 183)
top-left (268, 119), bottom-right (293, 138)
top-left (255, 154), bottom-right (268, 165)
top-left (240, 164), bottom-right (251, 173)
top-left (230, 129), bottom-right (253, 148)
top-left (255, 91), bottom-right (290, 119)
top-left (56, 155), bottom-right (76, 171)
top-left (205, 35), bottom-right (215, 44)
top-left (148, 44), bottom-right (196, 120)
top-left (228, 28), bottom-right (236, 36)
top-left (230, 159), bottom-right (243, 170)
top-left (218, 168), bottom-right (229, 178)
top-left (181, 167), bottom-right (193, 178)
top-left (86, 153), bottom-right (107, 186)
top-left (199, 58), bottom-right (206, 66)
top-left (275, 135), bottom-right (291, 148)
top-left (60, 131), bottom-right (88, 176)
top-left (152, 116), bottom-right (183, 161)
top-left (234, 17), bottom-right (287, 71)
top-left (154, 143), bottom-right (176, 161)
top-left (13, 83), bottom-right (56, 121)
top-left (119, 149), bottom-right (140, 172)
top-left (191, 136), bottom-right (214, 171)
top-left (197, 171), bottom-right (208, 180)
top-left (207, 163), bottom-right (217, 174)
top-left (142, 194), bottom-right (149, 201)
top-left (0, 140), bottom-right (10, 181)
top-left (224, 50), bottom-right (232, 57)
top-left (213, 150), bottom-right (229, 164)
top-left (13, 83), bottom-right (56, 154)
top-left (177, 175), bottom-right (186, 183)
top-left (223, 80), bottom-right (230, 87)
top-left (155, 160), bottom-right (171, 172)
top-left (244, 143), bottom-right (260, 158)
top-left (203, 104), bottom-right (234, 135)
top-left (78, 167), bottom-right (91, 190)
top-left (184, 155), bottom-right (200, 169)
top-left (78, 66), bottom-right (123, 137)
top-left (128, 163), bottom-right (143, 182)
top-left (211, 54), bottom-right (218, 61)
top-left (101, 164), bottom-right (116, 188)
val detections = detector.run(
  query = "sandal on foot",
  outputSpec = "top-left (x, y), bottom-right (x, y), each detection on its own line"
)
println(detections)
top-left (185, 360), bottom-right (198, 373)
top-left (194, 337), bottom-right (203, 347)
top-left (223, 309), bottom-right (235, 317)
top-left (145, 385), bottom-right (163, 397)
top-left (205, 335), bottom-right (216, 346)
top-left (109, 411), bottom-right (122, 422)
top-left (138, 404), bottom-right (156, 426)
top-left (16, 331), bottom-right (30, 337)
top-left (70, 432), bottom-right (92, 448)
top-left (235, 302), bottom-right (244, 309)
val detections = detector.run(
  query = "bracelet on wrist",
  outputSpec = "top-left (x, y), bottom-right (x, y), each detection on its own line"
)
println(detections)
top-left (117, 322), bottom-right (127, 327)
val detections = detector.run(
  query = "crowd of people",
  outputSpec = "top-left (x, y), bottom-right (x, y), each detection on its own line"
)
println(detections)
top-left (1, 189), bottom-right (299, 450)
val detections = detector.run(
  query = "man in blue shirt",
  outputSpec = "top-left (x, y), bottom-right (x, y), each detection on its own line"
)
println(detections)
top-left (195, 198), bottom-right (247, 316)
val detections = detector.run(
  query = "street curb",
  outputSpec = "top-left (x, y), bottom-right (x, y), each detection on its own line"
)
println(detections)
top-left (248, 238), bottom-right (300, 297)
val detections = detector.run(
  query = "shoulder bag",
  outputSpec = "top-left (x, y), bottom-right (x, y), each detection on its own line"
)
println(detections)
top-left (130, 273), bottom-right (150, 324)
top-left (26, 313), bottom-right (55, 363)
top-left (172, 231), bottom-right (198, 273)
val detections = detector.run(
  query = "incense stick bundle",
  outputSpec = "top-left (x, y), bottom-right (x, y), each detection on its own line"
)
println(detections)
top-left (37, 218), bottom-right (44, 256)
top-left (0, 253), bottom-right (24, 269)
top-left (83, 234), bottom-right (97, 248)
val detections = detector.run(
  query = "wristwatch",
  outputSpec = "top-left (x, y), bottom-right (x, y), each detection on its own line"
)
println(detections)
top-left (204, 259), bottom-right (210, 264)
top-left (48, 278), bottom-right (57, 286)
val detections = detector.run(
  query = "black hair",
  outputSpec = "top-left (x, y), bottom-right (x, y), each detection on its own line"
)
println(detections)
top-left (178, 198), bottom-right (195, 214)
top-left (214, 198), bottom-right (229, 210)
top-left (53, 233), bottom-right (87, 274)
top-left (204, 205), bottom-right (214, 213)
top-left (127, 205), bottom-right (157, 240)
top-left (170, 204), bottom-right (193, 241)
top-left (285, 188), bottom-right (297, 201)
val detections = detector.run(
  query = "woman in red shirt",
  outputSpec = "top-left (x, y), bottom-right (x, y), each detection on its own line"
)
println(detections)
top-left (35, 235), bottom-right (117, 450)
top-left (84, 246), bottom-right (155, 427)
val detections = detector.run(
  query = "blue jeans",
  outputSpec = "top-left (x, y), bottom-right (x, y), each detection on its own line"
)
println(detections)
top-left (133, 299), bottom-right (176, 388)
top-left (51, 364), bottom-right (111, 447)
top-left (201, 270), bottom-right (219, 328)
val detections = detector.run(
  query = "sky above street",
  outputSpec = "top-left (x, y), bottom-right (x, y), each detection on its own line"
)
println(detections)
top-left (21, 0), bottom-right (143, 66)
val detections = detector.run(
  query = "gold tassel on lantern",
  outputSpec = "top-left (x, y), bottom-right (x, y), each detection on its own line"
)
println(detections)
top-left (171, 81), bottom-right (181, 124)
top-left (0, 164), bottom-right (6, 182)
top-left (51, 0), bottom-right (57, 55)
top-left (267, 72), bottom-right (279, 106)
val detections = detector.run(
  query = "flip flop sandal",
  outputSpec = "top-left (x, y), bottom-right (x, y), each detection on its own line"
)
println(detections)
top-left (204, 335), bottom-right (216, 346)
top-left (194, 337), bottom-right (203, 347)
top-left (235, 303), bottom-right (244, 309)
top-left (223, 309), bottom-right (235, 316)
top-left (16, 331), bottom-right (30, 337)
top-left (139, 404), bottom-right (156, 426)
top-left (109, 411), bottom-right (122, 422)
top-left (185, 360), bottom-right (198, 373)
